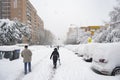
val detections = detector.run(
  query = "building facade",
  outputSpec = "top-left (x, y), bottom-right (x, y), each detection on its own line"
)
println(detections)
top-left (0, 0), bottom-right (11, 19)
top-left (0, 0), bottom-right (44, 44)
top-left (82, 26), bottom-right (101, 36)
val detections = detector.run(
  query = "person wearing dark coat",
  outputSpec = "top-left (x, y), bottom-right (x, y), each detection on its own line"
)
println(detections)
top-left (50, 48), bottom-right (60, 68)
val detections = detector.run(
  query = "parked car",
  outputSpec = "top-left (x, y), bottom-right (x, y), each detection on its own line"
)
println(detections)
top-left (91, 43), bottom-right (120, 76)
top-left (65, 45), bottom-right (79, 53)
top-left (83, 43), bottom-right (97, 62)
top-left (76, 44), bottom-right (86, 57)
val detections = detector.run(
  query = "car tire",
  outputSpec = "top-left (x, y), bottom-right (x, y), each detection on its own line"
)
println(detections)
top-left (112, 67), bottom-right (120, 76)
top-left (85, 58), bottom-right (92, 62)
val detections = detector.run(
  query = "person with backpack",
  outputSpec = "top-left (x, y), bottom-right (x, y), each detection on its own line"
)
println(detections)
top-left (50, 48), bottom-right (60, 69)
top-left (21, 45), bottom-right (32, 75)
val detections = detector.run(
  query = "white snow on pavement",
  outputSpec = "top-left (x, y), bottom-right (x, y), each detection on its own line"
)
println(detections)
top-left (0, 45), bottom-right (120, 80)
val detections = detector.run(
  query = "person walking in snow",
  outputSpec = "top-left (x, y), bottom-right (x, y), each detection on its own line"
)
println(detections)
top-left (57, 45), bottom-right (59, 50)
top-left (21, 45), bottom-right (32, 74)
top-left (50, 48), bottom-right (60, 69)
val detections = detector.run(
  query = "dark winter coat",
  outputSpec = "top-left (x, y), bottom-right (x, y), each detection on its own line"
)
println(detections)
top-left (50, 48), bottom-right (59, 61)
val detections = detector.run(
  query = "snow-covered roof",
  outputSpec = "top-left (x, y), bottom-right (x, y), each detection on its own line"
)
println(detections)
top-left (0, 45), bottom-right (20, 51)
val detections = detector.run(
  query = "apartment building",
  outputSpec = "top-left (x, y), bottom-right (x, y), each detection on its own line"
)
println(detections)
top-left (0, 0), bottom-right (44, 44)
top-left (0, 0), bottom-right (11, 19)
top-left (82, 26), bottom-right (100, 36)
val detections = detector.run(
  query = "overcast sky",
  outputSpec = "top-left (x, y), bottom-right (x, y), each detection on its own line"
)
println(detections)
top-left (30, 0), bottom-right (117, 38)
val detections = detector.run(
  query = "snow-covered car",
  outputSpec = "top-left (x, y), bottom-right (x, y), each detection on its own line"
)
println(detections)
top-left (65, 45), bottom-right (79, 53)
top-left (92, 43), bottom-right (120, 76)
top-left (76, 44), bottom-right (86, 57)
top-left (71, 45), bottom-right (79, 52)
top-left (83, 43), bottom-right (97, 62)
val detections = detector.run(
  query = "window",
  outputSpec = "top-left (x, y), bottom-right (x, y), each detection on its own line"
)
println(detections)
top-left (14, 0), bottom-right (17, 8)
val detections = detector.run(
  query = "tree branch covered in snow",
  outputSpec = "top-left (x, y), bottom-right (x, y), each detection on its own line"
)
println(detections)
top-left (0, 19), bottom-right (31, 45)
top-left (93, 0), bottom-right (120, 43)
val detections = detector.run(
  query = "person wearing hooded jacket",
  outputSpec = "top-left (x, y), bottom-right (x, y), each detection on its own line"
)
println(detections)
top-left (50, 48), bottom-right (60, 68)
top-left (21, 45), bottom-right (32, 74)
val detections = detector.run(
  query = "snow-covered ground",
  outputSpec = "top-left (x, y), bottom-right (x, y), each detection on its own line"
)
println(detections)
top-left (0, 45), bottom-right (120, 80)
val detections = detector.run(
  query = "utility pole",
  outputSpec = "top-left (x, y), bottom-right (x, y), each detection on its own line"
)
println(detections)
top-left (77, 27), bottom-right (79, 44)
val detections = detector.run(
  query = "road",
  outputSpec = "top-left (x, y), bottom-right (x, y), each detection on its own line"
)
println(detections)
top-left (0, 46), bottom-right (119, 80)
top-left (21, 47), bottom-right (119, 80)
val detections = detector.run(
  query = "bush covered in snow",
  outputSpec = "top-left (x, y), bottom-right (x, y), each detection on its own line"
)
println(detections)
top-left (0, 19), bottom-right (31, 45)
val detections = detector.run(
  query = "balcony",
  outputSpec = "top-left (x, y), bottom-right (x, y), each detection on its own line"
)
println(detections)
top-left (26, 12), bottom-right (31, 17)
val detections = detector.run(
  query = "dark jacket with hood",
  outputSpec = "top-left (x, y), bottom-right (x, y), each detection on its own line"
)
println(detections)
top-left (50, 48), bottom-right (59, 61)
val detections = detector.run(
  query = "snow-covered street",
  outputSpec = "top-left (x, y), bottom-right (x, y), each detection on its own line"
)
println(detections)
top-left (0, 46), bottom-right (120, 80)
top-left (1, 0), bottom-right (120, 80)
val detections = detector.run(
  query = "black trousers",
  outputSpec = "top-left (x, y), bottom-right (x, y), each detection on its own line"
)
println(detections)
top-left (53, 56), bottom-right (57, 68)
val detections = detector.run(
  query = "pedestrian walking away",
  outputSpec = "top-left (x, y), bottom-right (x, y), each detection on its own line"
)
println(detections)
top-left (21, 45), bottom-right (32, 75)
top-left (50, 48), bottom-right (60, 69)
top-left (57, 45), bottom-right (59, 50)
